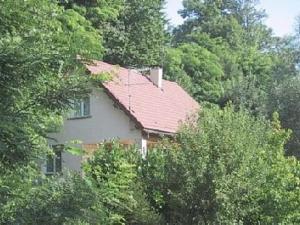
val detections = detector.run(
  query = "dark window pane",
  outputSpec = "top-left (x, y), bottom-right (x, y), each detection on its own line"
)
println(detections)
top-left (69, 97), bottom-right (90, 118)
top-left (83, 97), bottom-right (90, 116)
top-left (74, 100), bottom-right (82, 117)
top-left (47, 145), bottom-right (63, 174)
top-left (55, 151), bottom-right (62, 173)
top-left (46, 155), bottom-right (54, 173)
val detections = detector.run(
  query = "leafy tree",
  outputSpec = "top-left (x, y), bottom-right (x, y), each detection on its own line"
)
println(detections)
top-left (267, 78), bottom-right (300, 157)
top-left (262, 17), bottom-right (300, 157)
top-left (140, 106), bottom-right (300, 224)
top-left (0, 1), bottom-right (103, 223)
top-left (103, 0), bottom-right (167, 67)
top-left (1, 1), bottom-right (300, 224)
top-left (60, 0), bottom-right (124, 24)
top-left (167, 0), bottom-right (278, 114)
top-left (164, 43), bottom-right (224, 103)
top-left (163, 48), bottom-right (193, 92)
top-left (221, 75), bottom-right (268, 115)
top-left (61, 0), bottom-right (167, 67)
top-left (84, 142), bottom-right (162, 225)
top-left (270, 36), bottom-right (300, 82)
top-left (1, 173), bottom-right (107, 225)
top-left (175, 0), bottom-right (268, 45)
top-left (0, 0), bottom-right (101, 168)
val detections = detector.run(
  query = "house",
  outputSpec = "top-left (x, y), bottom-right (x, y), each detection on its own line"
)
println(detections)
top-left (44, 60), bottom-right (199, 174)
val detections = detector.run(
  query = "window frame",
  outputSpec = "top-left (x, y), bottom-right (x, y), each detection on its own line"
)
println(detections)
top-left (46, 145), bottom-right (63, 175)
top-left (69, 96), bottom-right (91, 119)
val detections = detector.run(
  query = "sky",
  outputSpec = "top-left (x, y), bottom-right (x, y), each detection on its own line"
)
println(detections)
top-left (165, 0), bottom-right (300, 37)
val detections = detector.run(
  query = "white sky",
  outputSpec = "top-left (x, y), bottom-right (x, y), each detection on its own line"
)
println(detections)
top-left (165, 0), bottom-right (300, 37)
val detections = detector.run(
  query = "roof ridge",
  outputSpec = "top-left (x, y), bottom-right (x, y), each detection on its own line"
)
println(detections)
top-left (84, 59), bottom-right (200, 134)
top-left (90, 60), bottom-right (182, 84)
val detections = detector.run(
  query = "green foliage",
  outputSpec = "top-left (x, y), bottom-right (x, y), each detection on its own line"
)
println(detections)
top-left (163, 48), bottom-right (192, 92)
top-left (62, 0), bottom-right (167, 67)
top-left (176, 0), bottom-right (267, 45)
top-left (2, 108), bottom-right (299, 224)
top-left (267, 78), bottom-right (300, 157)
top-left (61, 0), bottom-right (124, 25)
top-left (84, 142), bottom-right (137, 224)
top-left (0, 1), bottom-right (107, 224)
top-left (84, 142), bottom-right (162, 225)
top-left (0, 142), bottom-right (161, 225)
top-left (90, 71), bottom-right (114, 84)
top-left (1, 0), bottom-right (300, 224)
top-left (0, 164), bottom-right (37, 223)
top-left (164, 43), bottom-right (224, 103)
top-left (0, 0), bottom-right (102, 168)
top-left (102, 0), bottom-right (167, 67)
top-left (168, 0), bottom-right (280, 115)
top-left (1, 173), bottom-right (106, 225)
top-left (221, 75), bottom-right (268, 115)
top-left (58, 9), bottom-right (104, 58)
top-left (140, 106), bottom-right (300, 224)
top-left (270, 36), bottom-right (300, 81)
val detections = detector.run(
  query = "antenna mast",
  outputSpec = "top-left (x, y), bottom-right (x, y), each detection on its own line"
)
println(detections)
top-left (127, 66), bottom-right (152, 112)
top-left (128, 68), bottom-right (131, 112)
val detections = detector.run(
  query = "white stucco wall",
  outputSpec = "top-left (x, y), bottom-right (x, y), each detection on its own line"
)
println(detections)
top-left (47, 88), bottom-right (143, 172)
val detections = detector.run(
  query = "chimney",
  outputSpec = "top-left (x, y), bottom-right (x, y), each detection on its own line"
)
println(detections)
top-left (150, 67), bottom-right (163, 88)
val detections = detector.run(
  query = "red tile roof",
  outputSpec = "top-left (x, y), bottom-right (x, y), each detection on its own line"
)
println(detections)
top-left (85, 60), bottom-right (199, 134)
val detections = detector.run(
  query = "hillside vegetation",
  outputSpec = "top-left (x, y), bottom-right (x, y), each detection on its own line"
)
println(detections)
top-left (1, 0), bottom-right (300, 224)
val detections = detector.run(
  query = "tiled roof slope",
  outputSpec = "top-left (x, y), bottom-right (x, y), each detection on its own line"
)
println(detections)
top-left (86, 60), bottom-right (199, 134)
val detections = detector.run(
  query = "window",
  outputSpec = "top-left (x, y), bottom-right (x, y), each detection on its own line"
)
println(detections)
top-left (46, 145), bottom-right (63, 174)
top-left (69, 97), bottom-right (90, 118)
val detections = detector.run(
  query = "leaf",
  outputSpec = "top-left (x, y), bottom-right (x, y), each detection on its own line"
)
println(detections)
top-left (65, 146), bottom-right (84, 156)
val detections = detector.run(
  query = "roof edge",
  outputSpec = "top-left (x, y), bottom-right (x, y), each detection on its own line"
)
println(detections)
top-left (142, 128), bottom-right (176, 136)
top-left (101, 85), bottom-right (145, 130)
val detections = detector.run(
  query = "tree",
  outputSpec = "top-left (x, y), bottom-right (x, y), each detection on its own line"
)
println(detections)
top-left (267, 78), bottom-right (300, 157)
top-left (84, 142), bottom-right (162, 225)
top-left (61, 0), bottom-right (167, 67)
top-left (163, 43), bottom-right (224, 103)
top-left (270, 36), bottom-right (300, 82)
top-left (0, 0), bottom-right (103, 223)
top-left (60, 0), bottom-right (123, 25)
top-left (140, 106), bottom-right (300, 224)
top-left (168, 0), bottom-right (276, 113)
top-left (1, 173), bottom-right (107, 225)
top-left (103, 0), bottom-right (167, 67)
top-left (261, 17), bottom-right (300, 157)
top-left (0, 0), bottom-right (102, 168)
top-left (175, 0), bottom-right (268, 45)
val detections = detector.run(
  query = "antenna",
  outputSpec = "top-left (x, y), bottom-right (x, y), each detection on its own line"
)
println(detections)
top-left (128, 68), bottom-right (132, 112)
top-left (126, 66), bottom-right (156, 112)
top-left (133, 67), bottom-right (151, 74)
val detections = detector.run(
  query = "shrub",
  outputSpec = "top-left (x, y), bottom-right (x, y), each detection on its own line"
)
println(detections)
top-left (140, 106), bottom-right (300, 224)
top-left (84, 141), bottom-right (162, 225)
top-left (5, 173), bottom-right (107, 225)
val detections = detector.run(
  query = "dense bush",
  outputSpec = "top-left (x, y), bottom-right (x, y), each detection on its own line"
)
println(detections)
top-left (140, 106), bottom-right (300, 224)
top-left (267, 77), bottom-right (300, 157)
top-left (84, 142), bottom-right (162, 225)
top-left (0, 171), bottom-right (108, 225)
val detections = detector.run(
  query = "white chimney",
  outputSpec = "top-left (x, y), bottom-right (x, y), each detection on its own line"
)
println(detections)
top-left (150, 67), bottom-right (163, 88)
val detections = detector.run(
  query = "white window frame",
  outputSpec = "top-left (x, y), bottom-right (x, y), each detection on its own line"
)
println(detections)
top-left (141, 139), bottom-right (147, 159)
top-left (46, 145), bottom-right (63, 175)
top-left (69, 97), bottom-right (90, 119)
